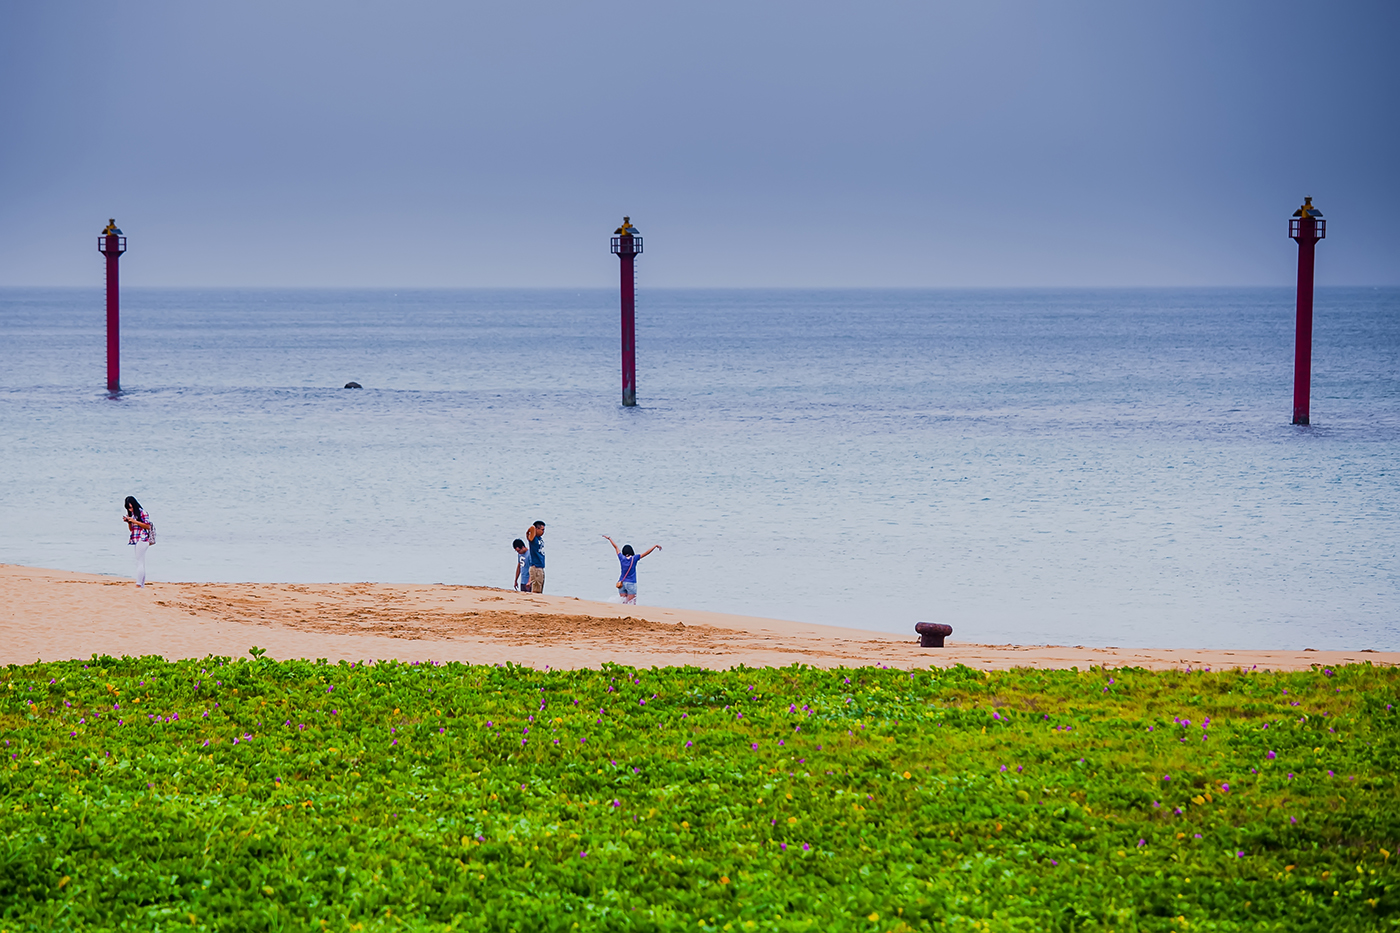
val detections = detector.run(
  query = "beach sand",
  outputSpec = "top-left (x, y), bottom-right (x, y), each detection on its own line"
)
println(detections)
top-left (2, 563), bottom-right (1392, 672)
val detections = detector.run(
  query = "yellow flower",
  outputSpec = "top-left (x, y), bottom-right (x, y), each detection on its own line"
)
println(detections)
top-left (867, 912), bottom-right (879, 922)
top-left (719, 876), bottom-right (730, 885)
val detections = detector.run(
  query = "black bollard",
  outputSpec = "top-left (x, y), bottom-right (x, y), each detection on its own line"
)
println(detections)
top-left (915, 622), bottom-right (953, 648)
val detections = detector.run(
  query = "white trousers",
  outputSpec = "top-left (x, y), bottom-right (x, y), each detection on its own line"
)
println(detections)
top-left (134, 540), bottom-right (149, 586)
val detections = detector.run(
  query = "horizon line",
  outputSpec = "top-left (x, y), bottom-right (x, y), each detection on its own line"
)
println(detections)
top-left (2, 282), bottom-right (1395, 291)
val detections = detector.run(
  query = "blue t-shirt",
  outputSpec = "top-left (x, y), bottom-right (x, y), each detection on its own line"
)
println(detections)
top-left (618, 553), bottom-right (640, 584)
top-left (517, 552), bottom-right (530, 584)
top-left (528, 531), bottom-right (545, 569)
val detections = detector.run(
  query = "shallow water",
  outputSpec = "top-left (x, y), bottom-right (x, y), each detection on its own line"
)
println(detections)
top-left (2, 286), bottom-right (1397, 650)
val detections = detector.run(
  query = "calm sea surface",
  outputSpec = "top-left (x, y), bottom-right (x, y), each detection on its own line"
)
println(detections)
top-left (2, 287), bottom-right (1397, 650)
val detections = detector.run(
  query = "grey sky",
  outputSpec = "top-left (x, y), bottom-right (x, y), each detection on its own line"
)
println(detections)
top-left (2, 1), bottom-right (1396, 287)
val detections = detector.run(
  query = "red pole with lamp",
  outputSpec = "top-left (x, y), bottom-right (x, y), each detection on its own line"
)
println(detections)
top-left (98, 219), bottom-right (127, 393)
top-left (1289, 198), bottom-right (1325, 425)
top-left (610, 217), bottom-right (643, 407)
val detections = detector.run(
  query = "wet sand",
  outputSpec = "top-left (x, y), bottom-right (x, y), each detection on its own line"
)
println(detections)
top-left (2, 564), bottom-right (1393, 672)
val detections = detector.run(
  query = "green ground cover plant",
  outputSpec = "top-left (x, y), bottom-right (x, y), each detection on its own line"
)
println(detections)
top-left (1, 654), bottom-right (1396, 932)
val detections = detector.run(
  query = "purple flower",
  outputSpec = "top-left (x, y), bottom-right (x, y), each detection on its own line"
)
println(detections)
top-left (579, 851), bottom-right (587, 858)
top-left (780, 843), bottom-right (787, 851)
top-left (751, 743), bottom-right (759, 750)
top-left (685, 741), bottom-right (692, 748)
top-left (1220, 783), bottom-right (1229, 793)
top-left (1137, 839), bottom-right (1146, 847)
top-left (802, 843), bottom-right (811, 851)
top-left (1266, 750), bottom-right (1276, 759)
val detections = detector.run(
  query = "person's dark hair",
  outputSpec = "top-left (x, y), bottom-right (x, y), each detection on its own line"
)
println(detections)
top-left (512, 538), bottom-right (526, 549)
top-left (621, 545), bottom-right (635, 556)
top-left (124, 496), bottom-right (143, 516)
top-left (533, 521), bottom-right (546, 529)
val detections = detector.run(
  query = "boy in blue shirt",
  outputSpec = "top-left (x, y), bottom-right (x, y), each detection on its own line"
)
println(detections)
top-left (512, 538), bottom-right (530, 592)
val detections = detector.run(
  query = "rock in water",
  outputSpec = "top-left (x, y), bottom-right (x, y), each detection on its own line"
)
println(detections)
top-left (344, 381), bottom-right (363, 389)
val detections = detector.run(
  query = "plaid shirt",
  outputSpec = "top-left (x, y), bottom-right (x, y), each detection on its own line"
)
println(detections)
top-left (128, 510), bottom-right (151, 544)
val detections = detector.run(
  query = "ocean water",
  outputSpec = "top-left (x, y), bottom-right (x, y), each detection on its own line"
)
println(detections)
top-left (2, 286), bottom-right (1397, 651)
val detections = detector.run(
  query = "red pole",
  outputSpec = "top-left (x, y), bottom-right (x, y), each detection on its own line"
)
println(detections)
top-left (99, 219), bottom-right (126, 393)
top-left (610, 217), bottom-right (642, 407)
top-left (1289, 199), bottom-right (1325, 426)
top-left (620, 249), bottom-right (636, 407)
top-left (106, 234), bottom-right (120, 392)
top-left (1291, 226), bottom-right (1315, 425)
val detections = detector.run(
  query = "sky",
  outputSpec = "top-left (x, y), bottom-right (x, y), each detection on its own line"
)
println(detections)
top-left (2, 1), bottom-right (1397, 288)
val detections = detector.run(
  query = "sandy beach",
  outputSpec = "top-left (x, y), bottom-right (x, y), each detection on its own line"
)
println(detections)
top-left (1, 563), bottom-right (1392, 672)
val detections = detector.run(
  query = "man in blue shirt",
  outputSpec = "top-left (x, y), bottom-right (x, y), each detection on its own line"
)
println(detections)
top-left (526, 521), bottom-right (546, 593)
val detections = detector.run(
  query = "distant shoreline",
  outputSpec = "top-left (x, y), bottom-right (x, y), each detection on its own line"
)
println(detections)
top-left (3, 564), bottom-right (1392, 672)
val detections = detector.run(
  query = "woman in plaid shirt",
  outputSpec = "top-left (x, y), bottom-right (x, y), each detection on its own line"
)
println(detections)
top-left (122, 496), bottom-right (153, 587)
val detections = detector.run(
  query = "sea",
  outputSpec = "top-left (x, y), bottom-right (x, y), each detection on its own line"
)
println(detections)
top-left (2, 286), bottom-right (1397, 651)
